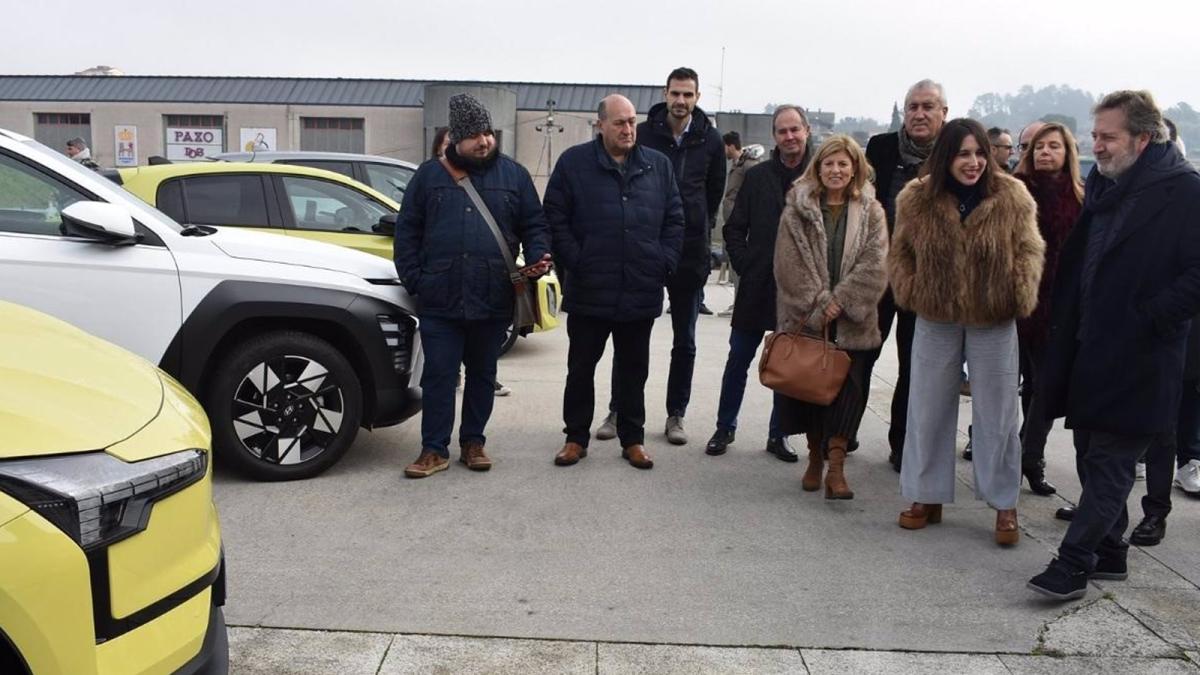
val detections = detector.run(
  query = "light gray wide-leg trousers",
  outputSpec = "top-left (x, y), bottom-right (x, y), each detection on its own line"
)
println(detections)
top-left (900, 317), bottom-right (1022, 510)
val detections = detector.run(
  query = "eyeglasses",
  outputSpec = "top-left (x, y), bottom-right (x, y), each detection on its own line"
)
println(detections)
top-left (994, 144), bottom-right (1013, 150)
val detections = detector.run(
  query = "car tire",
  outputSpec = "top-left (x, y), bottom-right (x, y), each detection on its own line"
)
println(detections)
top-left (498, 320), bottom-right (519, 356)
top-left (206, 331), bottom-right (363, 481)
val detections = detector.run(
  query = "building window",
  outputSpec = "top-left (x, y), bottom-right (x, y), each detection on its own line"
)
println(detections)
top-left (163, 114), bottom-right (226, 161)
top-left (300, 117), bottom-right (365, 153)
top-left (34, 112), bottom-right (92, 155)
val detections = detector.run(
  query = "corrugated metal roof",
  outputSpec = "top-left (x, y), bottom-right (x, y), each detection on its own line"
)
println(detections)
top-left (0, 76), bottom-right (662, 113)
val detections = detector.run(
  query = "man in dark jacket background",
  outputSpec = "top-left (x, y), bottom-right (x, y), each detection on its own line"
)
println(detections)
top-left (705, 105), bottom-right (813, 461)
top-left (546, 94), bottom-right (684, 470)
top-left (1028, 90), bottom-right (1200, 601)
top-left (595, 67), bottom-right (726, 447)
top-left (394, 93), bottom-right (551, 479)
top-left (863, 78), bottom-right (948, 471)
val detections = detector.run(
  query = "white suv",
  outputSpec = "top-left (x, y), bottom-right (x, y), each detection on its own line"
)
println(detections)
top-left (0, 129), bottom-right (422, 481)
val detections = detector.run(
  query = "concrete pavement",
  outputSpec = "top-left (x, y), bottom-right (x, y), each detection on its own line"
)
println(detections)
top-left (215, 281), bottom-right (1200, 673)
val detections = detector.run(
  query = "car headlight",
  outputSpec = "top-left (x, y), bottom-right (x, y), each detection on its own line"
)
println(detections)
top-left (0, 449), bottom-right (206, 551)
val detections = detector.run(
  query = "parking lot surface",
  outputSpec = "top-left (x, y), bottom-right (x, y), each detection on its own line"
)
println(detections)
top-left (216, 282), bottom-right (1200, 672)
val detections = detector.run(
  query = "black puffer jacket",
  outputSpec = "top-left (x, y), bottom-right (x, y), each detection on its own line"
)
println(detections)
top-left (544, 137), bottom-right (685, 321)
top-left (636, 103), bottom-right (726, 290)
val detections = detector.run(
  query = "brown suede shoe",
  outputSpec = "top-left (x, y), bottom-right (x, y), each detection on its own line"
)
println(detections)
top-left (554, 442), bottom-right (587, 466)
top-left (404, 451), bottom-right (449, 478)
top-left (459, 441), bottom-right (492, 471)
top-left (622, 444), bottom-right (653, 469)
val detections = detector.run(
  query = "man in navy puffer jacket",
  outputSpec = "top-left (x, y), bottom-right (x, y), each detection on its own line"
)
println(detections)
top-left (394, 93), bottom-right (550, 479)
top-left (546, 94), bottom-right (684, 470)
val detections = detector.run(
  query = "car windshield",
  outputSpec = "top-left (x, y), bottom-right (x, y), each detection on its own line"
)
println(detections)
top-left (363, 163), bottom-right (413, 203)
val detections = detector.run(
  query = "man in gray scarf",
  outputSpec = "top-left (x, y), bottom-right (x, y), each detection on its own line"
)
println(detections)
top-left (863, 79), bottom-right (948, 471)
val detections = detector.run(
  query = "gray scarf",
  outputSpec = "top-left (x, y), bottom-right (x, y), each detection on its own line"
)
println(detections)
top-left (897, 127), bottom-right (934, 168)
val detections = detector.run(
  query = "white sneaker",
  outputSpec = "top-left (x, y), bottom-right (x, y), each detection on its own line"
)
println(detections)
top-left (1135, 461), bottom-right (1147, 481)
top-left (1175, 459), bottom-right (1200, 496)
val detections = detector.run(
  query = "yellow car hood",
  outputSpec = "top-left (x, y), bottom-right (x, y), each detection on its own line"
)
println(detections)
top-left (0, 302), bottom-right (163, 457)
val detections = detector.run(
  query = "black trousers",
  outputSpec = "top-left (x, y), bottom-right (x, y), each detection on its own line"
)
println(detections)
top-left (564, 314), bottom-right (654, 449)
top-left (1058, 430), bottom-right (1152, 573)
top-left (865, 289), bottom-right (916, 457)
top-left (1141, 377), bottom-right (1200, 518)
top-left (1018, 338), bottom-right (1055, 467)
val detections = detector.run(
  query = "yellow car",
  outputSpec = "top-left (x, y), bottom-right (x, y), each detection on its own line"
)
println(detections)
top-left (0, 301), bottom-right (226, 674)
top-left (114, 162), bottom-right (560, 353)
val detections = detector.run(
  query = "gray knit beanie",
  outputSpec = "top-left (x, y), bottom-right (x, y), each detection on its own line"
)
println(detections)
top-left (447, 94), bottom-right (492, 143)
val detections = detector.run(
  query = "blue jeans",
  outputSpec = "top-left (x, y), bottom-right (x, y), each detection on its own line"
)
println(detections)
top-left (715, 327), bottom-right (781, 438)
top-left (608, 284), bottom-right (701, 417)
top-left (417, 317), bottom-right (509, 457)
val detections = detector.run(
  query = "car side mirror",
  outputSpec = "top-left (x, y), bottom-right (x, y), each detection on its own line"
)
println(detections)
top-left (374, 213), bottom-right (397, 235)
top-left (61, 202), bottom-right (140, 246)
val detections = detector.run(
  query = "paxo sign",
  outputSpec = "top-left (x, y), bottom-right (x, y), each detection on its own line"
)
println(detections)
top-left (165, 127), bottom-right (224, 161)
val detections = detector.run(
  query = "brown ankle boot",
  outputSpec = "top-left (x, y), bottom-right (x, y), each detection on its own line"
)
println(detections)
top-left (824, 441), bottom-right (853, 500)
top-left (801, 440), bottom-right (823, 492)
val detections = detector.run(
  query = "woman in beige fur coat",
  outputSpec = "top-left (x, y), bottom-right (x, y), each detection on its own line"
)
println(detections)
top-left (888, 118), bottom-right (1044, 545)
top-left (774, 135), bottom-right (889, 499)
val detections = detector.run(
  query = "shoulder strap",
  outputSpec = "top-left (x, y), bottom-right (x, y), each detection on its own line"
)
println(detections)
top-left (440, 157), bottom-right (521, 280)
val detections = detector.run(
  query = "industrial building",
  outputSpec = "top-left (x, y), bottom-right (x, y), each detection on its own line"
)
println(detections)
top-left (0, 74), bottom-right (832, 190)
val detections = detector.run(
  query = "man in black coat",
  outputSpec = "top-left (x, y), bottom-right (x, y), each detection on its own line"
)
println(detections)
top-left (863, 78), bottom-right (948, 471)
top-left (546, 94), bottom-right (685, 470)
top-left (596, 67), bottom-right (726, 447)
top-left (1028, 90), bottom-right (1200, 601)
top-left (705, 105), bottom-right (813, 461)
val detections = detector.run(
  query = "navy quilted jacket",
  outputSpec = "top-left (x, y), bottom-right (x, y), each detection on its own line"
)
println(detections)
top-left (544, 137), bottom-right (685, 320)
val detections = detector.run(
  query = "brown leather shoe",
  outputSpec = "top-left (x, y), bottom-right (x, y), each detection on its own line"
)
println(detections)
top-left (555, 442), bottom-right (587, 466)
top-left (621, 444), bottom-right (653, 469)
top-left (459, 441), bottom-right (492, 471)
top-left (404, 451), bottom-right (449, 478)
top-left (995, 508), bottom-right (1019, 546)
top-left (898, 503), bottom-right (943, 529)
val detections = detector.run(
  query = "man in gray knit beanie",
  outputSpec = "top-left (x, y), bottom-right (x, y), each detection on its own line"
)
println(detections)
top-left (393, 91), bottom-right (552, 479)
top-left (447, 93), bottom-right (493, 143)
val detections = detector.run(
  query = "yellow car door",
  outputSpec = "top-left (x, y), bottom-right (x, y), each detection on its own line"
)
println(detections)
top-left (273, 174), bottom-right (395, 259)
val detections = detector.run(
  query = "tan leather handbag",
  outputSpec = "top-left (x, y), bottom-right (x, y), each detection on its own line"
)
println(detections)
top-left (758, 322), bottom-right (851, 406)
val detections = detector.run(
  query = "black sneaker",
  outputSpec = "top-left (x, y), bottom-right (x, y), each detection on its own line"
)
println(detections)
top-left (705, 428), bottom-right (735, 456)
top-left (766, 437), bottom-right (799, 462)
top-left (1055, 506), bottom-right (1077, 522)
top-left (1028, 560), bottom-right (1088, 601)
top-left (1091, 555), bottom-right (1128, 581)
top-left (698, 303), bottom-right (714, 315)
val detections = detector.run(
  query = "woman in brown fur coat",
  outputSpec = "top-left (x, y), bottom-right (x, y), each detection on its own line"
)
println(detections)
top-left (888, 118), bottom-right (1044, 545)
top-left (774, 135), bottom-right (889, 499)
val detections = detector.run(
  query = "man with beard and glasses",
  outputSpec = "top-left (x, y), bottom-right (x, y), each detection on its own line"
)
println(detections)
top-left (1028, 90), bottom-right (1200, 601)
top-left (394, 93), bottom-right (552, 479)
top-left (547, 94), bottom-right (684, 470)
top-left (863, 79), bottom-right (948, 471)
top-left (705, 105), bottom-right (813, 461)
top-left (594, 67), bottom-right (725, 447)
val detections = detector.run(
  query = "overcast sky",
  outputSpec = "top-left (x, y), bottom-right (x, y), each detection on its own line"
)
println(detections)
top-left (4, 0), bottom-right (1196, 119)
